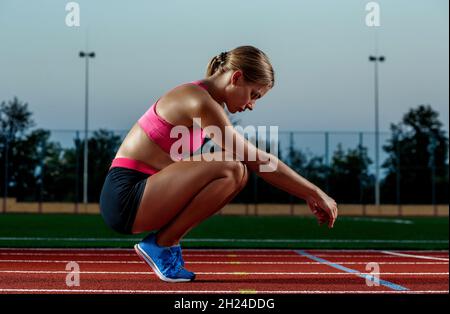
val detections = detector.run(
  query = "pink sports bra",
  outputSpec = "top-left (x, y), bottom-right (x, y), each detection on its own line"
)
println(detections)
top-left (137, 81), bottom-right (207, 159)
top-left (110, 81), bottom-right (207, 175)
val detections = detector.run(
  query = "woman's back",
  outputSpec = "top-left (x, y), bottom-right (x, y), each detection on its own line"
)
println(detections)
top-left (115, 81), bottom-right (209, 171)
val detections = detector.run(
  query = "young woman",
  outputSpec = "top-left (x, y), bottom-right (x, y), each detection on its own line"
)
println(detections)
top-left (99, 46), bottom-right (338, 283)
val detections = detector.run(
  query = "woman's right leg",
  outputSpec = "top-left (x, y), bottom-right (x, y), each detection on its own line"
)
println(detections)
top-left (155, 160), bottom-right (248, 246)
top-left (131, 153), bottom-right (248, 246)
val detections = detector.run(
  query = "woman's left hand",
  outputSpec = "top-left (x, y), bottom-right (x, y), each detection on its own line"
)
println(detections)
top-left (306, 191), bottom-right (338, 228)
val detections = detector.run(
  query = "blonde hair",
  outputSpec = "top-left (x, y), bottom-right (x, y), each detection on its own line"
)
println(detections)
top-left (206, 46), bottom-right (275, 88)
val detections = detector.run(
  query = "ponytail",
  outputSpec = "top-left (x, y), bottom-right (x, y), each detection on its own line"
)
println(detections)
top-left (205, 46), bottom-right (274, 88)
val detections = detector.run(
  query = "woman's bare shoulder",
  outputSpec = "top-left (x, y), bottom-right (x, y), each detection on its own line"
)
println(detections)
top-left (158, 83), bottom-right (215, 124)
top-left (167, 83), bottom-right (211, 104)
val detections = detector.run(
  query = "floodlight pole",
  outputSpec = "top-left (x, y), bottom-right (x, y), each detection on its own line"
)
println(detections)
top-left (369, 55), bottom-right (385, 207)
top-left (79, 51), bottom-right (95, 206)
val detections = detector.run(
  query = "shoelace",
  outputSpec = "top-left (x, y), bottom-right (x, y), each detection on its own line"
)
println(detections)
top-left (156, 247), bottom-right (179, 275)
top-left (171, 246), bottom-right (185, 267)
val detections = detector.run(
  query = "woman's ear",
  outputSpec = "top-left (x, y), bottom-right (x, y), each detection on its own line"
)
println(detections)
top-left (230, 70), bottom-right (243, 86)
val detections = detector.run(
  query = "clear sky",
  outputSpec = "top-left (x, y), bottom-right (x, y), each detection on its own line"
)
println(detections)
top-left (0, 0), bottom-right (448, 134)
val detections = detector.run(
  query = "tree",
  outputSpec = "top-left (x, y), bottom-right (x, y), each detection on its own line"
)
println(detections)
top-left (288, 148), bottom-right (328, 188)
top-left (0, 97), bottom-right (36, 198)
top-left (382, 105), bottom-right (449, 204)
top-left (284, 148), bottom-right (328, 204)
top-left (328, 144), bottom-right (373, 204)
top-left (11, 129), bottom-right (63, 202)
top-left (33, 129), bottom-right (122, 203)
top-left (0, 97), bottom-right (35, 140)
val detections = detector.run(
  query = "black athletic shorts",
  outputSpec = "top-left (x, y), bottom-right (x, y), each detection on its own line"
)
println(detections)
top-left (99, 167), bottom-right (150, 234)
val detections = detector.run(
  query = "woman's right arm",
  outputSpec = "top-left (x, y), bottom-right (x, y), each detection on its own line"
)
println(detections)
top-left (191, 95), bottom-right (338, 227)
top-left (192, 95), bottom-right (271, 169)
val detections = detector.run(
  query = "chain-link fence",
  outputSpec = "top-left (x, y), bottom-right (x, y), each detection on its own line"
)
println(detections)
top-left (0, 129), bottom-right (448, 213)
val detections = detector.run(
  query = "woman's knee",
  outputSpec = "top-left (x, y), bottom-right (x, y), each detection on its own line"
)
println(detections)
top-left (222, 160), bottom-right (247, 188)
top-left (239, 163), bottom-right (249, 189)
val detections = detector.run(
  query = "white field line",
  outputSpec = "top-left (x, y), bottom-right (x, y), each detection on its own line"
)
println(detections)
top-left (0, 270), bottom-right (448, 276)
top-left (0, 259), bottom-right (447, 266)
top-left (381, 251), bottom-right (449, 261)
top-left (0, 288), bottom-right (447, 294)
top-left (0, 237), bottom-right (448, 244)
top-left (342, 217), bottom-right (414, 224)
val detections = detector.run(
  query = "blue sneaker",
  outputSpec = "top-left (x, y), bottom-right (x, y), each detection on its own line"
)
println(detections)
top-left (170, 245), bottom-right (196, 279)
top-left (134, 233), bottom-right (195, 282)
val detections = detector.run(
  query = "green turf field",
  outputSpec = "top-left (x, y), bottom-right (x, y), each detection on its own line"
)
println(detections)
top-left (0, 213), bottom-right (447, 249)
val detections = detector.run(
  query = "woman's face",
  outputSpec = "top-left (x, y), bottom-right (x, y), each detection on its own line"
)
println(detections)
top-left (224, 71), bottom-right (271, 114)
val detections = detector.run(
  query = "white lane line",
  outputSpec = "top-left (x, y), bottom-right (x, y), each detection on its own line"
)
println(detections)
top-left (5, 252), bottom-right (448, 261)
top-left (0, 253), bottom-right (303, 258)
top-left (1, 253), bottom-right (441, 259)
top-left (0, 252), bottom-right (137, 257)
top-left (311, 254), bottom-right (449, 258)
top-left (381, 251), bottom-right (449, 261)
top-left (1, 253), bottom-right (448, 259)
top-left (0, 270), bottom-right (447, 276)
top-left (0, 288), bottom-right (447, 294)
top-left (0, 259), bottom-right (143, 264)
top-left (0, 259), bottom-right (447, 265)
top-left (307, 249), bottom-right (449, 254)
top-left (157, 261), bottom-right (449, 265)
top-left (0, 248), bottom-right (135, 251)
top-left (0, 253), bottom-right (390, 258)
top-left (1, 248), bottom-right (448, 253)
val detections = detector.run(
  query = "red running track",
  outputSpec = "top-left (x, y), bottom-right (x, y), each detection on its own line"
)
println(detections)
top-left (0, 248), bottom-right (448, 294)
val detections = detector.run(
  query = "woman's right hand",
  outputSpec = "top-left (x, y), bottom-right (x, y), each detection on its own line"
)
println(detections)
top-left (306, 190), bottom-right (338, 228)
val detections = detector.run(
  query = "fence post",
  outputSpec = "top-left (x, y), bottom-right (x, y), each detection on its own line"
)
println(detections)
top-left (359, 132), bottom-right (366, 216)
top-left (75, 131), bottom-right (80, 214)
top-left (38, 138), bottom-right (45, 213)
top-left (2, 137), bottom-right (8, 213)
top-left (428, 135), bottom-right (437, 216)
top-left (289, 132), bottom-right (294, 215)
top-left (325, 132), bottom-right (329, 193)
top-left (254, 128), bottom-right (258, 216)
top-left (244, 132), bottom-right (249, 216)
top-left (396, 133), bottom-right (402, 216)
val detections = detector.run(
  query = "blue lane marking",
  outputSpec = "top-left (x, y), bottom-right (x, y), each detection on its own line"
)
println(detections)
top-left (295, 250), bottom-right (409, 291)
